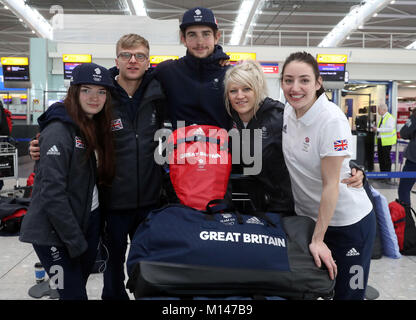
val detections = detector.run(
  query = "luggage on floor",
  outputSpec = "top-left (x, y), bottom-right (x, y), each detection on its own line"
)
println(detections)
top-left (0, 197), bottom-right (30, 234)
top-left (402, 204), bottom-right (416, 255)
top-left (126, 201), bottom-right (335, 300)
top-left (388, 199), bottom-right (407, 251)
top-left (388, 199), bottom-right (416, 255)
top-left (370, 188), bottom-right (400, 259)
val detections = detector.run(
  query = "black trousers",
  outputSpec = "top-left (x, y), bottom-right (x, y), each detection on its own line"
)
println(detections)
top-left (33, 208), bottom-right (101, 300)
top-left (377, 139), bottom-right (392, 172)
top-left (101, 205), bottom-right (156, 300)
top-left (325, 210), bottom-right (376, 300)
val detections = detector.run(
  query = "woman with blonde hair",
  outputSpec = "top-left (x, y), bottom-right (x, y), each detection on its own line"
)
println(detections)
top-left (224, 59), bottom-right (294, 214)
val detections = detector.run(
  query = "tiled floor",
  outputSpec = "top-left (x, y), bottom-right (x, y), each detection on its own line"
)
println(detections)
top-left (0, 157), bottom-right (415, 300)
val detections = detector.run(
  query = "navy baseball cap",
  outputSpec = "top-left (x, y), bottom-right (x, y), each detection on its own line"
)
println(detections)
top-left (180, 7), bottom-right (218, 31)
top-left (71, 63), bottom-right (114, 89)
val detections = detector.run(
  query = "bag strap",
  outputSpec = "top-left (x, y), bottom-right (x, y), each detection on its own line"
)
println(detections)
top-left (407, 206), bottom-right (416, 229)
top-left (255, 211), bottom-right (277, 228)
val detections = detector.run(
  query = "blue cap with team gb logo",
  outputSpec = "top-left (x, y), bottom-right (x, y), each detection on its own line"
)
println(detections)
top-left (70, 63), bottom-right (114, 89)
top-left (180, 7), bottom-right (218, 31)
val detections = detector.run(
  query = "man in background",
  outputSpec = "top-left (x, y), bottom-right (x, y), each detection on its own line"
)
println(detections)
top-left (373, 103), bottom-right (397, 179)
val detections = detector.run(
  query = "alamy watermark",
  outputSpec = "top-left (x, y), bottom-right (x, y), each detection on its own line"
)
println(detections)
top-left (50, 5), bottom-right (64, 30)
top-left (154, 122), bottom-right (263, 175)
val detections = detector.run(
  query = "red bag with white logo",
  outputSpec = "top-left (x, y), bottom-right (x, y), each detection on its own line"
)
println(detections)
top-left (167, 125), bottom-right (231, 210)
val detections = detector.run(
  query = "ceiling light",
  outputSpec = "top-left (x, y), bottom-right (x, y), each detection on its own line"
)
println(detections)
top-left (230, 0), bottom-right (256, 45)
top-left (373, 13), bottom-right (378, 17)
top-left (318, 0), bottom-right (390, 47)
top-left (2, 0), bottom-right (53, 39)
top-left (390, 0), bottom-right (396, 4)
top-left (242, 0), bottom-right (266, 45)
top-left (406, 40), bottom-right (416, 49)
top-left (126, 0), bottom-right (147, 16)
top-left (3, 5), bottom-right (8, 9)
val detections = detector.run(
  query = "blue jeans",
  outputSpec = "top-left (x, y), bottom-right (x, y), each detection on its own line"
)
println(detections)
top-left (398, 159), bottom-right (416, 206)
top-left (33, 207), bottom-right (101, 300)
top-left (101, 205), bottom-right (156, 300)
top-left (324, 210), bottom-right (376, 300)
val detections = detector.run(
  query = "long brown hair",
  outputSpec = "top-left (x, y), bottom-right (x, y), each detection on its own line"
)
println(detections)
top-left (64, 85), bottom-right (115, 186)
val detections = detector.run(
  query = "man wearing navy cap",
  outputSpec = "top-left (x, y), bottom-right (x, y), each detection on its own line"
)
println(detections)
top-left (154, 7), bottom-right (231, 130)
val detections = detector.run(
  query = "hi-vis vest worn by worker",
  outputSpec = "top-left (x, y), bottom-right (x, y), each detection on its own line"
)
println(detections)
top-left (378, 112), bottom-right (397, 146)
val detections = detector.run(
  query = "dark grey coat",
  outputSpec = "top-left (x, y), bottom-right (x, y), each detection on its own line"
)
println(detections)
top-left (19, 103), bottom-right (96, 258)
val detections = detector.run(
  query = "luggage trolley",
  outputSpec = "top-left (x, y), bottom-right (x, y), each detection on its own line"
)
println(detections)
top-left (0, 135), bottom-right (23, 197)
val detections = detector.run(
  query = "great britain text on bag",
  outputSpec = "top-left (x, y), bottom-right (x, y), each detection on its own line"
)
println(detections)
top-left (199, 230), bottom-right (286, 247)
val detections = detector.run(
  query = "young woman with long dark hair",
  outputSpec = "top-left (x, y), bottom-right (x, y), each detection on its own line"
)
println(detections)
top-left (20, 63), bottom-right (116, 300)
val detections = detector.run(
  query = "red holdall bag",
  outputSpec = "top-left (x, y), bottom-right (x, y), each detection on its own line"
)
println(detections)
top-left (167, 125), bottom-right (231, 210)
top-left (388, 199), bottom-right (406, 250)
top-left (0, 208), bottom-right (27, 234)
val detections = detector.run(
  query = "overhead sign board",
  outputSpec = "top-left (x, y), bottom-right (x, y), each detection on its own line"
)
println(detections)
top-left (317, 54), bottom-right (348, 64)
top-left (1, 57), bottom-right (29, 66)
top-left (62, 54), bottom-right (92, 63)
top-left (318, 63), bottom-right (346, 82)
top-left (62, 54), bottom-right (92, 80)
top-left (1, 57), bottom-right (31, 87)
top-left (259, 62), bottom-right (279, 74)
top-left (226, 52), bottom-right (256, 61)
top-left (149, 55), bottom-right (178, 66)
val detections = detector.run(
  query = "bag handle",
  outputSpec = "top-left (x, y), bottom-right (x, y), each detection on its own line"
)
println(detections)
top-left (205, 199), bottom-right (243, 224)
top-left (170, 135), bottom-right (229, 150)
top-left (206, 199), bottom-right (231, 213)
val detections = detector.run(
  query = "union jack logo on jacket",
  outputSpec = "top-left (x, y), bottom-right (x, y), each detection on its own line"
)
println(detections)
top-left (333, 139), bottom-right (348, 151)
top-left (75, 136), bottom-right (85, 149)
top-left (111, 118), bottom-right (123, 131)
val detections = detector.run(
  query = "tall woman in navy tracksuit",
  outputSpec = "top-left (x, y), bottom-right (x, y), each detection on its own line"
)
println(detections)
top-left (224, 59), bottom-right (371, 299)
top-left (19, 63), bottom-right (116, 300)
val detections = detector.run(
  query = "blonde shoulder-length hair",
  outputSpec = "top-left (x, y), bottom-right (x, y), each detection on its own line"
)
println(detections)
top-left (223, 59), bottom-right (268, 117)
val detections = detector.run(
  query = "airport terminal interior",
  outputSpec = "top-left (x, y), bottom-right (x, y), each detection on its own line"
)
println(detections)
top-left (0, 0), bottom-right (416, 300)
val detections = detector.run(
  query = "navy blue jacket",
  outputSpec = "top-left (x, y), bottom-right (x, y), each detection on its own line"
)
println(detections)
top-left (20, 103), bottom-right (97, 258)
top-left (154, 45), bottom-right (231, 130)
top-left (231, 98), bottom-right (295, 215)
top-left (400, 113), bottom-right (416, 163)
top-left (100, 68), bottom-right (166, 211)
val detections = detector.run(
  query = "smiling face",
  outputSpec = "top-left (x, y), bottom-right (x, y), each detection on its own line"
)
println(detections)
top-left (180, 25), bottom-right (220, 59)
top-left (227, 82), bottom-right (256, 123)
top-left (79, 85), bottom-right (107, 118)
top-left (115, 44), bottom-right (149, 82)
top-left (281, 60), bottom-right (323, 118)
